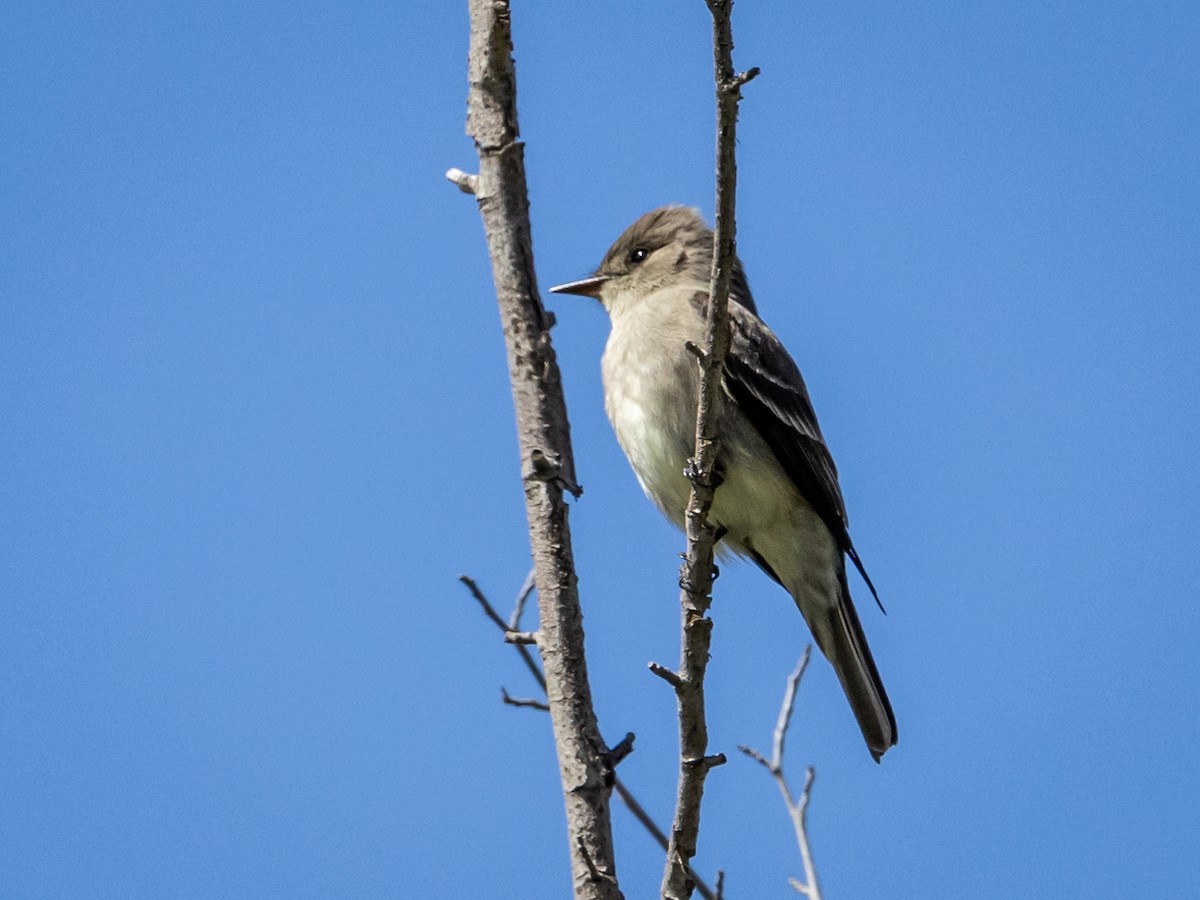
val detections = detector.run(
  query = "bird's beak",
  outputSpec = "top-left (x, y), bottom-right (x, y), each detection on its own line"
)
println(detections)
top-left (549, 275), bottom-right (609, 299)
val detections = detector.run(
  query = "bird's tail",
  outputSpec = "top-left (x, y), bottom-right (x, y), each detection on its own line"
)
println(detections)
top-left (807, 566), bottom-right (897, 762)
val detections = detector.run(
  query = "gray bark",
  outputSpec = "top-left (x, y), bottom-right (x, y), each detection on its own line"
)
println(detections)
top-left (659, 2), bottom-right (758, 897)
top-left (454, 2), bottom-right (622, 897)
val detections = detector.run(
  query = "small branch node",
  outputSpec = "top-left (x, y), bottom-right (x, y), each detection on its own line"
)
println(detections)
top-left (678, 564), bottom-right (719, 595)
top-left (524, 448), bottom-right (583, 497)
top-left (683, 753), bottom-right (727, 772)
top-left (648, 661), bottom-right (685, 689)
top-left (684, 339), bottom-right (710, 364)
top-left (603, 732), bottom-right (636, 770)
top-left (444, 167), bottom-right (479, 194)
top-left (504, 630), bottom-right (539, 645)
top-left (723, 66), bottom-right (761, 94)
top-left (525, 447), bottom-right (561, 481)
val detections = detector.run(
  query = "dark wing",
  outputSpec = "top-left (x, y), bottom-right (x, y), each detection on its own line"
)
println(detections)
top-left (728, 259), bottom-right (758, 315)
top-left (724, 303), bottom-right (882, 609)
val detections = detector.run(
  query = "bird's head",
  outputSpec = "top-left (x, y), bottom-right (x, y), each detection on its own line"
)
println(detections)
top-left (551, 206), bottom-right (756, 317)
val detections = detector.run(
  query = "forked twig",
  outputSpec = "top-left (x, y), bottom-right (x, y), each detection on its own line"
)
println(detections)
top-left (462, 573), bottom-right (717, 900)
top-left (737, 648), bottom-right (823, 899)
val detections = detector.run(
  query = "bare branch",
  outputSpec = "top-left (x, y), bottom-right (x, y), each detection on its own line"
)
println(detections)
top-left (661, 2), bottom-right (756, 896)
top-left (612, 779), bottom-right (667, 848)
top-left (739, 652), bottom-right (823, 900)
top-left (460, 575), bottom-right (546, 692)
top-left (792, 767), bottom-right (820, 900)
top-left (459, 574), bottom-right (510, 632)
top-left (649, 661), bottom-right (686, 689)
top-left (685, 753), bottom-right (728, 772)
top-left (577, 837), bottom-right (619, 888)
top-left (504, 630), bottom-right (540, 646)
top-left (526, 447), bottom-right (583, 498)
top-left (501, 688), bottom-right (550, 712)
top-left (774, 648), bottom-right (812, 770)
top-left (736, 744), bottom-right (772, 772)
top-left (724, 66), bottom-right (761, 93)
top-left (444, 167), bottom-right (479, 194)
top-left (603, 732), bottom-right (637, 769)
top-left (454, 1), bottom-right (620, 894)
top-left (464, 571), bottom-right (717, 900)
top-left (510, 567), bottom-right (536, 630)
top-left (611, 781), bottom-right (717, 900)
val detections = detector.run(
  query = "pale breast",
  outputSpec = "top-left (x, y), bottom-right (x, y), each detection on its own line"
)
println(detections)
top-left (600, 296), bottom-right (700, 525)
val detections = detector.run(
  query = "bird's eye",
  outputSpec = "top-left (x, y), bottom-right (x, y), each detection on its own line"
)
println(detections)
top-left (628, 247), bottom-right (649, 265)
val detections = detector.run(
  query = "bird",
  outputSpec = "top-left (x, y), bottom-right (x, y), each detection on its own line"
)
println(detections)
top-left (550, 206), bottom-right (897, 761)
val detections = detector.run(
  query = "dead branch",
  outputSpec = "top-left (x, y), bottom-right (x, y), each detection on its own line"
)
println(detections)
top-left (449, 2), bottom-right (620, 896)
top-left (460, 574), bottom-right (546, 693)
top-left (462, 574), bottom-right (717, 900)
top-left (509, 568), bottom-right (536, 630)
top-left (501, 688), bottom-right (551, 712)
top-left (737, 648), bottom-right (823, 899)
top-left (660, 2), bottom-right (758, 897)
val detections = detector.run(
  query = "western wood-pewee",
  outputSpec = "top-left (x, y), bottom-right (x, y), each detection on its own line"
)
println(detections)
top-left (551, 206), bottom-right (897, 761)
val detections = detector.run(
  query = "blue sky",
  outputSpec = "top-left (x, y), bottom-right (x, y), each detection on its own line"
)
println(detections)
top-left (3, 2), bottom-right (1198, 897)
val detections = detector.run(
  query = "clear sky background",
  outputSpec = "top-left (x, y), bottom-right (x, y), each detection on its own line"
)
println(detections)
top-left (3, 2), bottom-right (1198, 898)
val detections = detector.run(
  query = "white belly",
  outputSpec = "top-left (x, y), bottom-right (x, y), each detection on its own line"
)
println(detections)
top-left (602, 338), bottom-right (695, 526)
top-left (600, 306), bottom-right (838, 607)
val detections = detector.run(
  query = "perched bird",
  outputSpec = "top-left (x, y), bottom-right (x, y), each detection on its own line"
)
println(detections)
top-left (550, 206), bottom-right (897, 761)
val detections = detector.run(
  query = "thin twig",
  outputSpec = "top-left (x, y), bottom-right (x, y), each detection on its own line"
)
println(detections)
top-left (774, 649), bottom-right (812, 770)
top-left (737, 650), bottom-right (823, 900)
top-left (460, 575), bottom-right (546, 692)
top-left (791, 767), bottom-right (820, 899)
top-left (510, 567), bottom-right (536, 630)
top-left (611, 778), bottom-right (667, 849)
top-left (738, 745), bottom-right (771, 771)
top-left (660, 2), bottom-right (756, 897)
top-left (610, 780), bottom-right (717, 900)
top-left (501, 688), bottom-right (550, 711)
top-left (463, 574), bottom-right (716, 900)
top-left (577, 836), bottom-right (618, 885)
